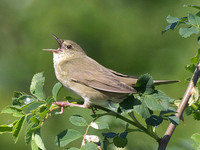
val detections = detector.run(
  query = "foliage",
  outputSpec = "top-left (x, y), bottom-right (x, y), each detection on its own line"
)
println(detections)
top-left (2, 3), bottom-right (200, 150)
top-left (163, 4), bottom-right (200, 149)
top-left (182, 49), bottom-right (200, 120)
top-left (164, 4), bottom-right (200, 120)
top-left (0, 72), bottom-right (178, 149)
top-left (163, 5), bottom-right (200, 41)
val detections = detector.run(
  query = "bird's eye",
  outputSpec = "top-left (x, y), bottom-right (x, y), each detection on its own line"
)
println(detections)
top-left (67, 45), bottom-right (72, 49)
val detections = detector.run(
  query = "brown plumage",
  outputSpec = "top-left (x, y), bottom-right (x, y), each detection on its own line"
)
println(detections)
top-left (43, 34), bottom-right (178, 108)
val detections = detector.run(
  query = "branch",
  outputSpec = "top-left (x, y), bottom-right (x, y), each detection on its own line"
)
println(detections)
top-left (52, 101), bottom-right (160, 141)
top-left (94, 105), bottom-right (160, 141)
top-left (158, 62), bottom-right (200, 150)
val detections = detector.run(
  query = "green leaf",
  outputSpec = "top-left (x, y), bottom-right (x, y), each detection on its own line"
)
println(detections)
top-left (191, 133), bottom-right (200, 144)
top-left (120, 132), bottom-right (128, 138)
top-left (69, 115), bottom-right (88, 126)
top-left (162, 22), bottom-right (178, 34)
top-left (102, 132), bottom-right (118, 138)
top-left (13, 91), bottom-right (23, 98)
top-left (21, 96), bottom-right (35, 105)
top-left (12, 92), bottom-right (32, 107)
top-left (19, 99), bottom-right (38, 111)
top-left (39, 105), bottom-right (47, 113)
top-left (134, 74), bottom-right (154, 94)
top-left (198, 36), bottom-right (200, 45)
top-left (145, 115), bottom-right (163, 126)
top-left (33, 129), bottom-right (46, 150)
top-left (188, 13), bottom-right (200, 26)
top-left (160, 108), bottom-right (176, 116)
top-left (184, 5), bottom-right (200, 10)
top-left (150, 90), bottom-right (173, 109)
top-left (52, 82), bottom-right (63, 100)
top-left (55, 129), bottom-right (82, 147)
top-left (179, 27), bottom-right (199, 38)
top-left (168, 115), bottom-right (179, 125)
top-left (25, 121), bottom-right (39, 145)
top-left (144, 95), bottom-right (166, 111)
top-left (166, 15), bottom-right (180, 23)
top-left (190, 48), bottom-right (200, 63)
top-left (80, 142), bottom-right (99, 150)
top-left (30, 72), bottom-right (46, 100)
top-left (25, 101), bottom-right (44, 114)
top-left (191, 133), bottom-right (200, 149)
top-left (39, 109), bottom-right (49, 119)
top-left (13, 115), bottom-right (26, 143)
top-left (1, 106), bottom-right (24, 117)
top-left (185, 64), bottom-right (196, 73)
top-left (46, 97), bottom-right (55, 109)
top-left (90, 122), bottom-right (109, 130)
top-left (193, 110), bottom-right (200, 120)
top-left (118, 95), bottom-right (141, 113)
top-left (25, 129), bottom-right (34, 145)
top-left (185, 106), bottom-right (193, 116)
top-left (162, 15), bottom-right (188, 34)
top-left (152, 90), bottom-right (174, 103)
top-left (30, 116), bottom-right (40, 125)
top-left (31, 137), bottom-right (41, 150)
top-left (133, 96), bottom-right (151, 119)
top-left (0, 124), bottom-right (13, 134)
top-left (113, 136), bottom-right (128, 148)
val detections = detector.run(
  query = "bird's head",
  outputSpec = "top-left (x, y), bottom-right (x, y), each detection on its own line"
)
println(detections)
top-left (43, 33), bottom-right (86, 62)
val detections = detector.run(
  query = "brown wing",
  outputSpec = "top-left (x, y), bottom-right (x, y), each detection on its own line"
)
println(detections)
top-left (108, 69), bottom-right (138, 79)
top-left (61, 56), bottom-right (137, 93)
top-left (108, 69), bottom-right (179, 86)
top-left (107, 69), bottom-right (139, 86)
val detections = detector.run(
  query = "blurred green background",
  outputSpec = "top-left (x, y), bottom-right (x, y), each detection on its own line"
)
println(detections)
top-left (1, 0), bottom-right (200, 150)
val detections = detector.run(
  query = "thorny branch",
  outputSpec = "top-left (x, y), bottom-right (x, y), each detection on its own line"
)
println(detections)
top-left (158, 62), bottom-right (200, 150)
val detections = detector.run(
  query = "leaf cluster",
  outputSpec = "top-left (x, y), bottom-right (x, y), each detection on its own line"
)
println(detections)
top-left (163, 4), bottom-right (200, 122)
top-left (163, 5), bottom-right (200, 42)
top-left (0, 72), bottom-right (179, 150)
top-left (163, 4), bottom-right (200, 149)
top-left (118, 74), bottom-right (178, 126)
top-left (102, 124), bottom-right (128, 149)
top-left (1, 72), bottom-right (56, 150)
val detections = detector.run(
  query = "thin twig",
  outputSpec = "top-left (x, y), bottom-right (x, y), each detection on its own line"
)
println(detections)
top-left (81, 122), bottom-right (92, 146)
top-left (158, 62), bottom-right (200, 150)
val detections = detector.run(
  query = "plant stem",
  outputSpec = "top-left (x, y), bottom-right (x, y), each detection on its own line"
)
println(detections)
top-left (81, 122), bottom-right (92, 147)
top-left (128, 111), bottom-right (144, 127)
top-left (51, 100), bottom-right (160, 140)
top-left (95, 105), bottom-right (160, 141)
top-left (158, 62), bottom-right (200, 150)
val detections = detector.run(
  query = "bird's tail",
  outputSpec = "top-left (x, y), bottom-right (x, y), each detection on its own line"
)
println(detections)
top-left (153, 80), bottom-right (179, 85)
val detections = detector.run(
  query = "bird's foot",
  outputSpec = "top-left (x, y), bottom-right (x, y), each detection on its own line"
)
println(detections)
top-left (52, 101), bottom-right (89, 114)
top-left (90, 106), bottom-right (98, 114)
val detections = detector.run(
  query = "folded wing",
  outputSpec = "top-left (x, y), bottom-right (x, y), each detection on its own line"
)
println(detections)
top-left (61, 56), bottom-right (137, 94)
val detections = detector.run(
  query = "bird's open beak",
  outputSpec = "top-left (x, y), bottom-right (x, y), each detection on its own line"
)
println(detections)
top-left (42, 49), bottom-right (59, 52)
top-left (42, 33), bottom-right (63, 52)
top-left (50, 33), bottom-right (63, 48)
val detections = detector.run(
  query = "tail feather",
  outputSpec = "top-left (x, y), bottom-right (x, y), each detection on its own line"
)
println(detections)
top-left (153, 80), bottom-right (179, 85)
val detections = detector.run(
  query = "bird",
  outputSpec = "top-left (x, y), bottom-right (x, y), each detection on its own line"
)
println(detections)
top-left (43, 33), bottom-right (178, 108)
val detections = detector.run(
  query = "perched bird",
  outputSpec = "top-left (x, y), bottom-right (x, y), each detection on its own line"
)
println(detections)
top-left (43, 34), bottom-right (177, 108)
